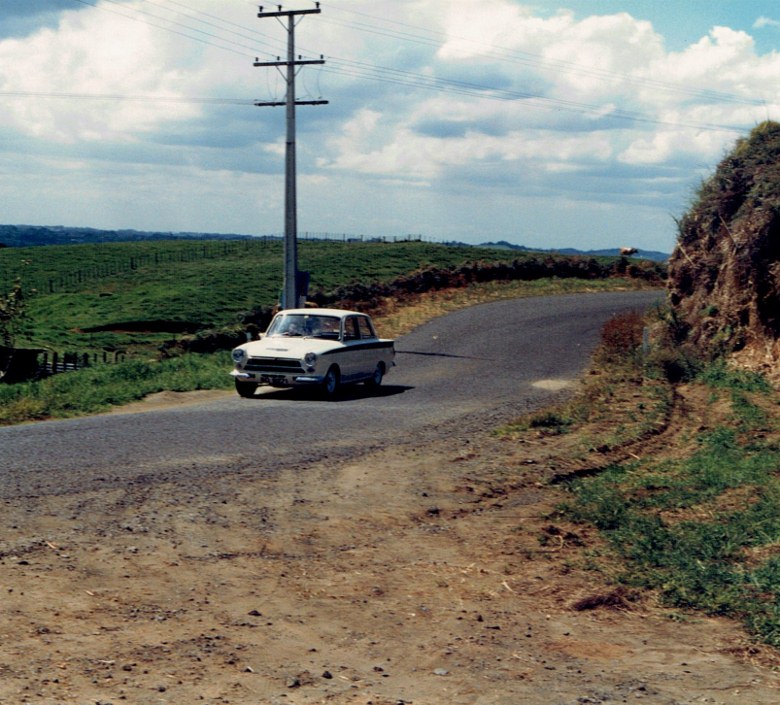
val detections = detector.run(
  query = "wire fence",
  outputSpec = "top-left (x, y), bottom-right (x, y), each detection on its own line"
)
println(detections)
top-left (39, 350), bottom-right (127, 376)
top-left (1, 233), bottom-right (429, 294)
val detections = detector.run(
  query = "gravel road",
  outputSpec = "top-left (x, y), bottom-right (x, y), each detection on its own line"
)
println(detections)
top-left (0, 290), bottom-right (662, 499)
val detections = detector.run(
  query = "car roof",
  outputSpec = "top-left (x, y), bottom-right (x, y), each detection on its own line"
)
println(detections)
top-left (274, 308), bottom-right (367, 318)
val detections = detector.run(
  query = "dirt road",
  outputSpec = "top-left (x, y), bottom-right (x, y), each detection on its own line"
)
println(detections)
top-left (2, 403), bottom-right (779, 705)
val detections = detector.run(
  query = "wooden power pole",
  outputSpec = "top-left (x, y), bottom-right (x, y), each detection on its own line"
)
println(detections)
top-left (254, 4), bottom-right (328, 309)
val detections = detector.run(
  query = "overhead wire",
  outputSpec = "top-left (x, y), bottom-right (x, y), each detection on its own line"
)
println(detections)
top-left (0, 89), bottom-right (253, 105)
top-left (69, 0), bottom-right (278, 57)
top-left (320, 58), bottom-right (741, 134)
top-left (4, 0), bottom-right (763, 133)
top-left (320, 5), bottom-right (766, 108)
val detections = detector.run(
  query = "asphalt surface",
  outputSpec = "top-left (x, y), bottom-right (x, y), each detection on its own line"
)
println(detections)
top-left (0, 290), bottom-right (663, 499)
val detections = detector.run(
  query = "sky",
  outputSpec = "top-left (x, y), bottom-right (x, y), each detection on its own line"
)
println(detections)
top-left (1, 1), bottom-right (780, 254)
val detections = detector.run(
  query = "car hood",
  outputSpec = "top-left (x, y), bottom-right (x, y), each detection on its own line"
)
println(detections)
top-left (238, 337), bottom-right (339, 357)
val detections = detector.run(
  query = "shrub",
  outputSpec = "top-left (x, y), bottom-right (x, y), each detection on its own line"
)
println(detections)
top-left (598, 310), bottom-right (646, 366)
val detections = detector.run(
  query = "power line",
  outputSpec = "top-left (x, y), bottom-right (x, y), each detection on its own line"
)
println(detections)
top-left (68, 0), bottom-right (766, 112)
top-left (68, 0), bottom-right (273, 57)
top-left (16, 0), bottom-right (764, 134)
top-left (319, 5), bottom-right (766, 109)
top-left (0, 90), bottom-right (252, 105)
top-left (138, 0), bottom-right (285, 53)
top-left (320, 58), bottom-right (743, 134)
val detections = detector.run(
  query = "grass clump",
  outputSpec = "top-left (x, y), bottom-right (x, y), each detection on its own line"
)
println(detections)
top-left (528, 410), bottom-right (574, 434)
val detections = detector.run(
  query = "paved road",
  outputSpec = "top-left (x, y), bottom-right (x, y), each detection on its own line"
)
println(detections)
top-left (0, 290), bottom-right (662, 499)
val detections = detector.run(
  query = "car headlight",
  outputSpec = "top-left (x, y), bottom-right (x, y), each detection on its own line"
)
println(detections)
top-left (232, 348), bottom-right (247, 366)
top-left (303, 352), bottom-right (317, 372)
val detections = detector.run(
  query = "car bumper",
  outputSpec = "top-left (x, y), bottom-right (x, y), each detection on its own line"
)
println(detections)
top-left (230, 369), bottom-right (324, 386)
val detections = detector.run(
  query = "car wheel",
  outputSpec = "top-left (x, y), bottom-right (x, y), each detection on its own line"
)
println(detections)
top-left (235, 379), bottom-right (258, 398)
top-left (321, 365), bottom-right (340, 398)
top-left (365, 362), bottom-right (385, 388)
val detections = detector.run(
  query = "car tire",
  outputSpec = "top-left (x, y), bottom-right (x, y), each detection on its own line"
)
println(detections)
top-left (321, 365), bottom-right (340, 398)
top-left (235, 379), bottom-right (258, 398)
top-left (365, 362), bottom-right (385, 388)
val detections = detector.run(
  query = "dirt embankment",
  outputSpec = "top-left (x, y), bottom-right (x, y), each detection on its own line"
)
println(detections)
top-left (2, 386), bottom-right (779, 705)
top-left (668, 120), bottom-right (780, 379)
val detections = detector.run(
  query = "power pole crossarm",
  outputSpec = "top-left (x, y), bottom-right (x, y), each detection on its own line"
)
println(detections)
top-left (254, 100), bottom-right (328, 107)
top-left (253, 59), bottom-right (325, 68)
top-left (258, 6), bottom-right (322, 19)
top-left (254, 5), bottom-right (328, 310)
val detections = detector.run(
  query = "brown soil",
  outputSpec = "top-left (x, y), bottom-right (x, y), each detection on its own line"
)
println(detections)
top-left (2, 388), bottom-right (780, 705)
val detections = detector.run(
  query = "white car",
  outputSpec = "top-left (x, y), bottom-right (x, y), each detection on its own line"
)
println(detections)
top-left (230, 308), bottom-right (396, 398)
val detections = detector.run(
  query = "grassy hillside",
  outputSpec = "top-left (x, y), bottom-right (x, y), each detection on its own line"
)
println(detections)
top-left (1, 238), bottom-right (645, 354)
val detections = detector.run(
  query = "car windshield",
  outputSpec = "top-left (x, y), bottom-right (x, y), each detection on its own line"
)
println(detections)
top-left (266, 314), bottom-right (341, 340)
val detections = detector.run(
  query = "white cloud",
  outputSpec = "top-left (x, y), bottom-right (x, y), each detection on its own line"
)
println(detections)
top-left (437, 0), bottom-right (535, 59)
top-left (0, 5), bottom-right (207, 143)
top-left (754, 16), bottom-right (780, 30)
top-left (619, 126), bottom-right (729, 166)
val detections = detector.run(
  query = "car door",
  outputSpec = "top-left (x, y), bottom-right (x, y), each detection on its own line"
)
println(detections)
top-left (354, 315), bottom-right (379, 379)
top-left (340, 316), bottom-right (363, 382)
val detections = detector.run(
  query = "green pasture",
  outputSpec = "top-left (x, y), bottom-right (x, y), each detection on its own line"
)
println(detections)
top-left (1, 239), bottom-right (578, 352)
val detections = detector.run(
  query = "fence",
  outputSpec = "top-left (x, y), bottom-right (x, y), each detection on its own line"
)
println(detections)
top-left (3, 233), bottom-right (430, 295)
top-left (0, 348), bottom-right (128, 383)
top-left (38, 350), bottom-right (126, 377)
top-left (39, 239), bottom-right (266, 294)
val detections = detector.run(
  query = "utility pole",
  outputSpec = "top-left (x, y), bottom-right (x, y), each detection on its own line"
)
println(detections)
top-left (254, 4), bottom-right (328, 310)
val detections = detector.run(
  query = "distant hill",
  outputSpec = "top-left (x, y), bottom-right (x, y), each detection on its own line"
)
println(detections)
top-left (0, 224), bottom-right (254, 248)
top-left (0, 226), bottom-right (669, 262)
top-left (478, 240), bottom-right (670, 262)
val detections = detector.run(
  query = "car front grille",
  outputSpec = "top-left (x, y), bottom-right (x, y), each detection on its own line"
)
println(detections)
top-left (245, 357), bottom-right (304, 374)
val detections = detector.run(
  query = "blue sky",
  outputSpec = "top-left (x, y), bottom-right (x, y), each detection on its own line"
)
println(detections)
top-left (1, 1), bottom-right (779, 253)
top-left (556, 1), bottom-right (779, 53)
